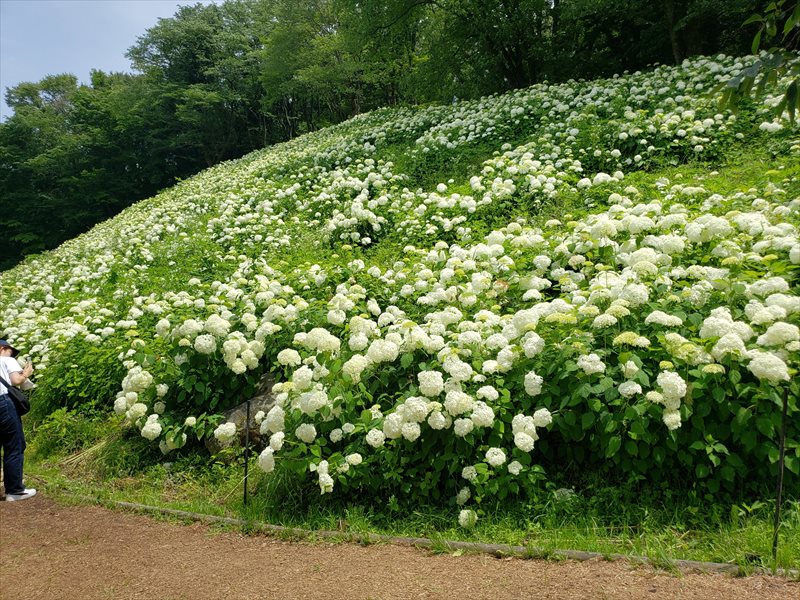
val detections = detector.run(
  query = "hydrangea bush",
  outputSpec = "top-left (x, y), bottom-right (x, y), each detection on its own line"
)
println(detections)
top-left (2, 53), bottom-right (799, 524)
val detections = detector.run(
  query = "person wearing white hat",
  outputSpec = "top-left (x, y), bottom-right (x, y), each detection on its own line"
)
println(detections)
top-left (0, 339), bottom-right (36, 501)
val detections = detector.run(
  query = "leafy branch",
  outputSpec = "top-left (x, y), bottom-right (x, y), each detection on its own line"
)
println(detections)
top-left (718, 1), bottom-right (800, 124)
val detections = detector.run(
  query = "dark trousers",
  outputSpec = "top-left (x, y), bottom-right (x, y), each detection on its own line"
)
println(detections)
top-left (0, 393), bottom-right (26, 494)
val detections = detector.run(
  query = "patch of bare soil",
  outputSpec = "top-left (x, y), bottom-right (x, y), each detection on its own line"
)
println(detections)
top-left (1, 494), bottom-right (797, 600)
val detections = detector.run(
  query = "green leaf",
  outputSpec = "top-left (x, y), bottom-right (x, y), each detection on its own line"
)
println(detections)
top-left (567, 394), bottom-right (583, 407)
top-left (768, 445), bottom-right (779, 463)
top-left (741, 429), bottom-right (757, 451)
top-left (720, 465), bottom-right (735, 482)
top-left (696, 464), bottom-right (710, 478)
top-left (751, 29), bottom-right (763, 55)
top-left (606, 435), bottom-right (621, 458)
top-left (743, 14), bottom-right (763, 26)
top-left (756, 416), bottom-right (774, 437)
top-left (581, 412), bottom-right (595, 430)
top-left (766, 18), bottom-right (777, 38)
top-left (625, 440), bottom-right (638, 457)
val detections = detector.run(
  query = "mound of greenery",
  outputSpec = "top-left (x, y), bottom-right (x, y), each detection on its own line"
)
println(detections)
top-left (2, 53), bottom-right (799, 527)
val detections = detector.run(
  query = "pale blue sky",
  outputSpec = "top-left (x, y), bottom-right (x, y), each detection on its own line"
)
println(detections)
top-left (0, 0), bottom-right (217, 120)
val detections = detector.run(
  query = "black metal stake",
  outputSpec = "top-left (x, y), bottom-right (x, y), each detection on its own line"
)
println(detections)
top-left (772, 386), bottom-right (789, 563)
top-left (244, 398), bottom-right (251, 510)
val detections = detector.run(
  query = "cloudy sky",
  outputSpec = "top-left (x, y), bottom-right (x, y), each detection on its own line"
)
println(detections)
top-left (1, 0), bottom-right (217, 120)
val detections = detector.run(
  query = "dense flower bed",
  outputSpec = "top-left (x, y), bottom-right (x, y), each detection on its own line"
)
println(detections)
top-left (1, 54), bottom-right (798, 524)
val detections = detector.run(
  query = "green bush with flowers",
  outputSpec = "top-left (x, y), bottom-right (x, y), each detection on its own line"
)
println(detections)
top-left (2, 53), bottom-right (799, 526)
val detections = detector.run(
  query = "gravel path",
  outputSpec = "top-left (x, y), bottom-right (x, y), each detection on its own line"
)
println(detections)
top-left (1, 494), bottom-right (797, 600)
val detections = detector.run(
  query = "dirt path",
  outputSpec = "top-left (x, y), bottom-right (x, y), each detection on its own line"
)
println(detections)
top-left (0, 495), bottom-right (797, 600)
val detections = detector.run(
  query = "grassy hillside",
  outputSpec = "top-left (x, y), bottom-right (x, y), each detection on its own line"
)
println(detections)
top-left (2, 54), bottom-right (799, 547)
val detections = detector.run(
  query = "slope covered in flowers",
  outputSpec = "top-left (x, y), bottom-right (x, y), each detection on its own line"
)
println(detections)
top-left (2, 54), bottom-right (799, 521)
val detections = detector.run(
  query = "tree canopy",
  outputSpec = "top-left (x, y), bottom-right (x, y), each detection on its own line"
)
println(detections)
top-left (0, 0), bottom-right (763, 269)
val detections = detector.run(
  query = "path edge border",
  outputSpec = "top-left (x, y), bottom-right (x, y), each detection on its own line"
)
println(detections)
top-left (79, 497), bottom-right (798, 579)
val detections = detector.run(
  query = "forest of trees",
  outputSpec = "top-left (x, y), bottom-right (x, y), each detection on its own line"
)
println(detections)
top-left (0, 0), bottom-right (779, 269)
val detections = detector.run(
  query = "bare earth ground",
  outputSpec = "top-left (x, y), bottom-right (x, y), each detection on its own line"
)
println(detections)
top-left (1, 495), bottom-right (797, 600)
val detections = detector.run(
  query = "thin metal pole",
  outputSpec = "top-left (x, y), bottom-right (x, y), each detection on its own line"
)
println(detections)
top-left (772, 386), bottom-right (789, 562)
top-left (244, 399), bottom-right (251, 510)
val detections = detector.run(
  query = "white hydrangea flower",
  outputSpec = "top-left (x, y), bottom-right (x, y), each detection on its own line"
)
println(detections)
top-left (757, 322), bottom-right (799, 347)
top-left (269, 432), bottom-right (285, 451)
top-left (458, 509), bottom-right (478, 528)
top-left (521, 331), bottom-right (545, 358)
top-left (747, 351), bottom-right (790, 384)
top-left (126, 402), bottom-right (148, 422)
top-left (711, 333), bottom-right (748, 360)
top-left (418, 370), bottom-right (445, 397)
top-left (366, 428), bottom-right (385, 448)
top-left (485, 447), bottom-right (506, 467)
top-left (476, 385), bottom-right (499, 401)
top-left (657, 371), bottom-right (687, 402)
top-left (532, 408), bottom-right (552, 428)
top-left (618, 380), bottom-right (643, 398)
top-left (295, 423), bottom-right (317, 444)
top-left (292, 365), bottom-right (314, 391)
top-left (401, 421), bottom-right (421, 441)
top-left (577, 353), bottom-right (606, 375)
top-left (645, 310), bottom-right (683, 327)
top-left (263, 405), bottom-right (285, 434)
top-left (524, 371), bottom-right (544, 396)
top-left (507, 460), bottom-right (523, 475)
top-left (366, 339), bottom-right (400, 363)
top-left (141, 414), bottom-right (162, 442)
top-left (427, 410), bottom-right (451, 430)
top-left (461, 465), bottom-right (478, 482)
top-left (662, 410), bottom-right (682, 430)
top-left (213, 422), bottom-right (237, 445)
top-left (453, 418), bottom-right (475, 437)
top-left (318, 472), bottom-right (334, 494)
top-left (514, 432), bottom-right (536, 452)
top-left (470, 401), bottom-right (495, 428)
top-left (383, 413), bottom-right (404, 439)
top-left (258, 448), bottom-right (275, 473)
top-left (444, 390), bottom-right (474, 416)
top-left (342, 354), bottom-right (371, 383)
top-left (277, 348), bottom-right (302, 366)
top-left (593, 314), bottom-right (618, 329)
